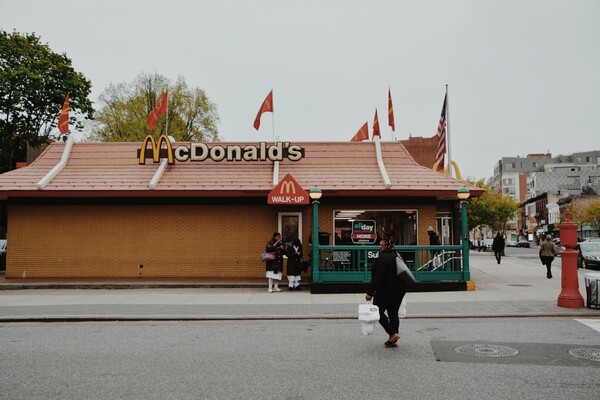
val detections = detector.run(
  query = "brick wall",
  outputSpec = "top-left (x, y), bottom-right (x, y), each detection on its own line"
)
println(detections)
top-left (6, 202), bottom-right (440, 279)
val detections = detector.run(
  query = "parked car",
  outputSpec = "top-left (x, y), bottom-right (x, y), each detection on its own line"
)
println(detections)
top-left (552, 238), bottom-right (564, 256)
top-left (506, 240), bottom-right (518, 247)
top-left (516, 240), bottom-right (530, 248)
top-left (481, 238), bottom-right (493, 251)
top-left (577, 241), bottom-right (600, 270)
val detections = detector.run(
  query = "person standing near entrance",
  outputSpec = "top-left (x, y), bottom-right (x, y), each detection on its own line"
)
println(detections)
top-left (286, 238), bottom-right (303, 291)
top-left (539, 234), bottom-right (557, 279)
top-left (492, 232), bottom-right (505, 264)
top-left (265, 232), bottom-right (285, 292)
top-left (365, 236), bottom-right (406, 348)
top-left (427, 226), bottom-right (440, 267)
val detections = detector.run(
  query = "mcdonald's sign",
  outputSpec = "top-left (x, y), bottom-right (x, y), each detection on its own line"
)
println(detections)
top-left (137, 137), bottom-right (305, 164)
top-left (268, 173), bottom-right (309, 205)
top-left (138, 135), bottom-right (174, 165)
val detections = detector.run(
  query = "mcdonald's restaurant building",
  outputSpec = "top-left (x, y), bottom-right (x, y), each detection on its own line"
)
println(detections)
top-left (0, 137), bottom-right (481, 282)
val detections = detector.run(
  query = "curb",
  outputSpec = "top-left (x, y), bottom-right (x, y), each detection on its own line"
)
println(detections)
top-left (1, 312), bottom-right (597, 323)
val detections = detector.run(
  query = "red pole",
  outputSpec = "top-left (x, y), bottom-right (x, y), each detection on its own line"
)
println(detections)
top-left (557, 209), bottom-right (584, 308)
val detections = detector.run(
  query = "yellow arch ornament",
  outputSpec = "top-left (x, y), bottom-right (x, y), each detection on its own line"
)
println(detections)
top-left (432, 160), bottom-right (462, 180)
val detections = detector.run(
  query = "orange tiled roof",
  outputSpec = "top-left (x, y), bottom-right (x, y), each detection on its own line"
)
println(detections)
top-left (0, 141), bottom-right (482, 199)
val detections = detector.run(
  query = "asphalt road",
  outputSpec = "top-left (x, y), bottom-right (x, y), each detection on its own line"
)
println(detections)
top-left (1, 317), bottom-right (599, 400)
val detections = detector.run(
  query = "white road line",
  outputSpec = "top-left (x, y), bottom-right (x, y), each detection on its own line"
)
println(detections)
top-left (575, 319), bottom-right (600, 333)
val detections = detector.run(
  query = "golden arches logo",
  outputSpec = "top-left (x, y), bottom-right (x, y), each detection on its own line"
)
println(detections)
top-left (139, 135), bottom-right (174, 165)
top-left (432, 160), bottom-right (462, 180)
top-left (280, 180), bottom-right (297, 194)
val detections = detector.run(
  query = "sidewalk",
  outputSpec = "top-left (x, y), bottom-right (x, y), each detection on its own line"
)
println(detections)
top-left (0, 251), bottom-right (599, 321)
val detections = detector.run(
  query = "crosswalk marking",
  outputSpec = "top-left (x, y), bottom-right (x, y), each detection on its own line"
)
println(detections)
top-left (575, 319), bottom-right (600, 333)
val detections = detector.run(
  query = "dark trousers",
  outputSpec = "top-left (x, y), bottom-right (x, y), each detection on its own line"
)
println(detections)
top-left (374, 290), bottom-right (405, 336)
top-left (540, 256), bottom-right (554, 275)
top-left (494, 250), bottom-right (502, 264)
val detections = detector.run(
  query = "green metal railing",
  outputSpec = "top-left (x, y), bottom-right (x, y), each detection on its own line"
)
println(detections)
top-left (311, 244), bottom-right (469, 283)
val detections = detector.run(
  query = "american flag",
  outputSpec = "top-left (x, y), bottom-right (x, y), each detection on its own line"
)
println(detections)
top-left (434, 93), bottom-right (447, 172)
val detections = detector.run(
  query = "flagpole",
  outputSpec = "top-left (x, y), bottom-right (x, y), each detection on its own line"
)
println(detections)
top-left (445, 84), bottom-right (452, 178)
top-left (165, 87), bottom-right (169, 137)
top-left (272, 112), bottom-right (275, 142)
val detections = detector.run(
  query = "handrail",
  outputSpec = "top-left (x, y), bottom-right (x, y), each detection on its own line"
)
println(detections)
top-left (36, 136), bottom-right (74, 190)
top-left (272, 160), bottom-right (279, 187)
top-left (312, 244), bottom-right (466, 283)
top-left (148, 136), bottom-right (175, 189)
top-left (373, 137), bottom-right (392, 189)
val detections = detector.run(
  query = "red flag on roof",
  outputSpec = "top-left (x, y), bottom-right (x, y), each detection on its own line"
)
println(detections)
top-left (351, 122), bottom-right (369, 142)
top-left (253, 90), bottom-right (273, 131)
top-left (146, 91), bottom-right (168, 131)
top-left (372, 109), bottom-right (380, 139)
top-left (388, 88), bottom-right (395, 132)
top-left (58, 92), bottom-right (70, 134)
top-left (434, 93), bottom-right (447, 172)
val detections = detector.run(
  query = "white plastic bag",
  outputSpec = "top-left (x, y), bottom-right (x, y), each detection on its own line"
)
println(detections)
top-left (398, 298), bottom-right (407, 319)
top-left (358, 303), bottom-right (380, 321)
top-left (358, 303), bottom-right (379, 336)
top-left (361, 321), bottom-right (376, 335)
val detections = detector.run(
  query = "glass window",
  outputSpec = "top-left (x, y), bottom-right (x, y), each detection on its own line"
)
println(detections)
top-left (333, 209), bottom-right (418, 246)
top-left (278, 212), bottom-right (302, 244)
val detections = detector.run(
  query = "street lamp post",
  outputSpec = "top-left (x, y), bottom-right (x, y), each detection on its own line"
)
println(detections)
top-left (309, 187), bottom-right (322, 283)
top-left (458, 187), bottom-right (471, 281)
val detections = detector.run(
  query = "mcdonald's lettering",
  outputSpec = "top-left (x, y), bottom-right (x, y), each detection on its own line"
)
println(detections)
top-left (138, 137), bottom-right (305, 164)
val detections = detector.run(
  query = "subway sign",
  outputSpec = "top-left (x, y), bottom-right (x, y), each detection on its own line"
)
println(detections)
top-left (137, 135), bottom-right (305, 165)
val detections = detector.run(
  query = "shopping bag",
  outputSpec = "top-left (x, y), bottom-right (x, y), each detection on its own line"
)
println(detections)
top-left (358, 303), bottom-right (380, 321)
top-left (396, 254), bottom-right (416, 284)
top-left (398, 298), bottom-right (407, 319)
top-left (358, 303), bottom-right (379, 336)
top-left (299, 260), bottom-right (310, 272)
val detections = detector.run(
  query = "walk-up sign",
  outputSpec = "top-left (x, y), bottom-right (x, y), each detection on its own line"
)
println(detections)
top-left (268, 174), bottom-right (309, 205)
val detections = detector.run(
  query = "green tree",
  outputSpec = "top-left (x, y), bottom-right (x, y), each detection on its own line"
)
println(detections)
top-left (570, 196), bottom-right (600, 234)
top-left (92, 72), bottom-right (219, 142)
top-left (0, 30), bottom-right (94, 172)
top-left (466, 179), bottom-right (519, 233)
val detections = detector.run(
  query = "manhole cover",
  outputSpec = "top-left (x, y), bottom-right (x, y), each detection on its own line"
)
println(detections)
top-left (568, 348), bottom-right (600, 362)
top-left (454, 344), bottom-right (519, 358)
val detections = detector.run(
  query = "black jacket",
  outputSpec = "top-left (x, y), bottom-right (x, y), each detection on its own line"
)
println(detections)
top-left (286, 244), bottom-right (303, 276)
top-left (492, 235), bottom-right (505, 252)
top-left (367, 250), bottom-right (404, 297)
top-left (265, 240), bottom-right (285, 272)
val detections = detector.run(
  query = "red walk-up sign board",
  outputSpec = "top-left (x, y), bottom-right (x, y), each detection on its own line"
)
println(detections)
top-left (268, 173), bottom-right (309, 205)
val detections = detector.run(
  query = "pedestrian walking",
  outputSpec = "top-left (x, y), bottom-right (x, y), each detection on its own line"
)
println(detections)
top-left (265, 232), bottom-right (285, 292)
top-left (365, 236), bottom-right (407, 348)
top-left (539, 234), bottom-right (557, 279)
top-left (492, 232), bottom-right (505, 264)
top-left (286, 238), bottom-right (303, 291)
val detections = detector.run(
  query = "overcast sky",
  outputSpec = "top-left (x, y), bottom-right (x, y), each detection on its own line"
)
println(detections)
top-left (1, 0), bottom-right (599, 180)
